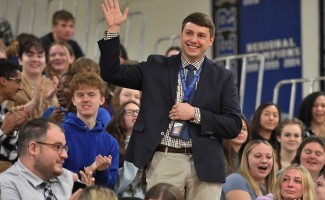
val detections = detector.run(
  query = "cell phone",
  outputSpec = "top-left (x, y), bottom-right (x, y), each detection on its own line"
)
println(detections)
top-left (72, 181), bottom-right (87, 193)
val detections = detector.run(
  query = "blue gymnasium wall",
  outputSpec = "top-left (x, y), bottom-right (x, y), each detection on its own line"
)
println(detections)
top-left (214, 0), bottom-right (302, 119)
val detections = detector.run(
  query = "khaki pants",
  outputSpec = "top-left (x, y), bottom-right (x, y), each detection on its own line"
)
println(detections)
top-left (146, 151), bottom-right (222, 200)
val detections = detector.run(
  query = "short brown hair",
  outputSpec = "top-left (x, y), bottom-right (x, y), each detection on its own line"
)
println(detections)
top-left (71, 57), bottom-right (100, 75)
top-left (181, 12), bottom-right (215, 38)
top-left (70, 72), bottom-right (106, 97)
top-left (52, 10), bottom-right (75, 25)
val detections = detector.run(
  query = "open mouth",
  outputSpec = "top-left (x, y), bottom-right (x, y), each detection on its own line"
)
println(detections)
top-left (258, 166), bottom-right (268, 170)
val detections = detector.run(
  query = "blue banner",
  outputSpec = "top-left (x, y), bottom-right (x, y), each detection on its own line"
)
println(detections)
top-left (239, 0), bottom-right (302, 119)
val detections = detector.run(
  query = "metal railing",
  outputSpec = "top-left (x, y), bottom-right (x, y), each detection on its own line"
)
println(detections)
top-left (213, 53), bottom-right (265, 111)
top-left (273, 76), bottom-right (325, 118)
top-left (154, 34), bottom-right (180, 54)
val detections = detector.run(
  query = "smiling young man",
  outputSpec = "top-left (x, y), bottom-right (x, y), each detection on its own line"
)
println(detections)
top-left (97, 0), bottom-right (242, 199)
top-left (62, 72), bottom-right (119, 189)
top-left (0, 58), bottom-right (29, 172)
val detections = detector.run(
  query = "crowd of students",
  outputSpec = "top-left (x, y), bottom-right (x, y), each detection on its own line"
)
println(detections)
top-left (1, 2), bottom-right (325, 200)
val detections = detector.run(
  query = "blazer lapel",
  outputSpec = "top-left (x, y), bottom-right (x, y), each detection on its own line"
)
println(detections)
top-left (193, 59), bottom-right (214, 105)
top-left (168, 55), bottom-right (181, 102)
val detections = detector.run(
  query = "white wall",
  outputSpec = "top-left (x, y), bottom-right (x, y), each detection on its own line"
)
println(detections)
top-left (1, 0), bottom-right (212, 62)
top-left (301, 0), bottom-right (320, 93)
top-left (1, 0), bottom-right (320, 81)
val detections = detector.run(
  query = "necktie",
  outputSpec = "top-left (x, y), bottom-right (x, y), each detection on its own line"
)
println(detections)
top-left (180, 64), bottom-right (196, 141)
top-left (43, 182), bottom-right (57, 200)
top-left (186, 64), bottom-right (195, 103)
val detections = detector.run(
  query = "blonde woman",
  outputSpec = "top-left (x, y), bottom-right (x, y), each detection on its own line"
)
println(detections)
top-left (257, 164), bottom-right (317, 200)
top-left (221, 140), bottom-right (277, 200)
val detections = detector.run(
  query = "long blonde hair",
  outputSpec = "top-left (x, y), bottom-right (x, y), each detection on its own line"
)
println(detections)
top-left (239, 140), bottom-right (277, 196)
top-left (273, 164), bottom-right (316, 200)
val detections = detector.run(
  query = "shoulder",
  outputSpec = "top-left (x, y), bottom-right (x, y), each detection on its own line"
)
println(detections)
top-left (223, 173), bottom-right (250, 191)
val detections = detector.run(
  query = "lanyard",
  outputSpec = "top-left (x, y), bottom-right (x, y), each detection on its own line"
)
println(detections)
top-left (179, 64), bottom-right (203, 102)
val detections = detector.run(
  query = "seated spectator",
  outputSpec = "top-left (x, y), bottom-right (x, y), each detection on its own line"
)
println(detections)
top-left (221, 140), bottom-right (276, 200)
top-left (71, 57), bottom-right (101, 74)
top-left (0, 59), bottom-right (29, 172)
top-left (250, 102), bottom-right (281, 150)
top-left (257, 164), bottom-right (316, 200)
top-left (276, 118), bottom-right (304, 171)
top-left (165, 46), bottom-right (181, 57)
top-left (42, 72), bottom-right (111, 127)
top-left (76, 185), bottom-right (118, 200)
top-left (71, 57), bottom-right (113, 121)
top-left (107, 101), bottom-right (145, 198)
top-left (144, 183), bottom-right (184, 200)
top-left (45, 41), bottom-right (75, 79)
top-left (291, 135), bottom-right (325, 181)
top-left (6, 34), bottom-right (58, 119)
top-left (316, 171), bottom-right (325, 200)
top-left (62, 72), bottom-right (119, 189)
top-left (0, 118), bottom-right (94, 199)
top-left (298, 91), bottom-right (325, 137)
top-left (111, 86), bottom-right (141, 113)
top-left (41, 10), bottom-right (84, 59)
top-left (224, 114), bottom-right (250, 175)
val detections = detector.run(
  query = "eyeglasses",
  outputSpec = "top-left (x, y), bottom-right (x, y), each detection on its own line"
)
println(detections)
top-left (6, 77), bottom-right (22, 84)
top-left (124, 109), bottom-right (140, 116)
top-left (36, 141), bottom-right (68, 154)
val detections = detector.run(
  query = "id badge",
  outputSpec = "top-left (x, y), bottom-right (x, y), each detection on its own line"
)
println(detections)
top-left (170, 120), bottom-right (185, 138)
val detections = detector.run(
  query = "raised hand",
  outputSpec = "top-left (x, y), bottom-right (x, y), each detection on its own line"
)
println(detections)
top-left (101, 0), bottom-right (129, 32)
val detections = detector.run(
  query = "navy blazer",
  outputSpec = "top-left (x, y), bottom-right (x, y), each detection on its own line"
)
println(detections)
top-left (98, 37), bottom-right (242, 183)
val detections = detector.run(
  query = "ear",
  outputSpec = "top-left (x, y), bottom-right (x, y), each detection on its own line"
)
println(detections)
top-left (99, 96), bottom-right (105, 106)
top-left (28, 142), bottom-right (39, 156)
top-left (0, 77), bottom-right (7, 86)
top-left (72, 96), bottom-right (76, 106)
top-left (18, 58), bottom-right (23, 65)
top-left (209, 35), bottom-right (215, 47)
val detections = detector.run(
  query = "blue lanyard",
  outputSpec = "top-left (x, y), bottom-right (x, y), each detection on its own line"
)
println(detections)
top-left (179, 64), bottom-right (203, 102)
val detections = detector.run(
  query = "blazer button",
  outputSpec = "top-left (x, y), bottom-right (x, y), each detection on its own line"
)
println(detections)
top-left (160, 132), bottom-right (165, 136)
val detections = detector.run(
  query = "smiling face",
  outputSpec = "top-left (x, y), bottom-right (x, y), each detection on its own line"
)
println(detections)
top-left (56, 74), bottom-right (73, 108)
top-left (280, 169), bottom-right (303, 200)
top-left (248, 143), bottom-right (274, 183)
top-left (19, 46), bottom-right (46, 76)
top-left (260, 105), bottom-right (280, 133)
top-left (300, 142), bottom-right (325, 177)
top-left (278, 124), bottom-right (303, 153)
top-left (48, 44), bottom-right (73, 76)
top-left (72, 86), bottom-right (105, 119)
top-left (2, 70), bottom-right (22, 101)
top-left (312, 95), bottom-right (325, 125)
top-left (33, 123), bottom-right (68, 180)
top-left (180, 22), bottom-right (214, 63)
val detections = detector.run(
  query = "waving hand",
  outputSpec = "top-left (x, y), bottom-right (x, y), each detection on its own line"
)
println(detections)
top-left (101, 0), bottom-right (129, 32)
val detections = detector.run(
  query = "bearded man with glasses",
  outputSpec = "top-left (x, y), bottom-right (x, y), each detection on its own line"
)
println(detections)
top-left (0, 118), bottom-right (94, 199)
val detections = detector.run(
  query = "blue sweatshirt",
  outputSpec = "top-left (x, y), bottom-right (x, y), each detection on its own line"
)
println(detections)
top-left (63, 112), bottom-right (119, 189)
